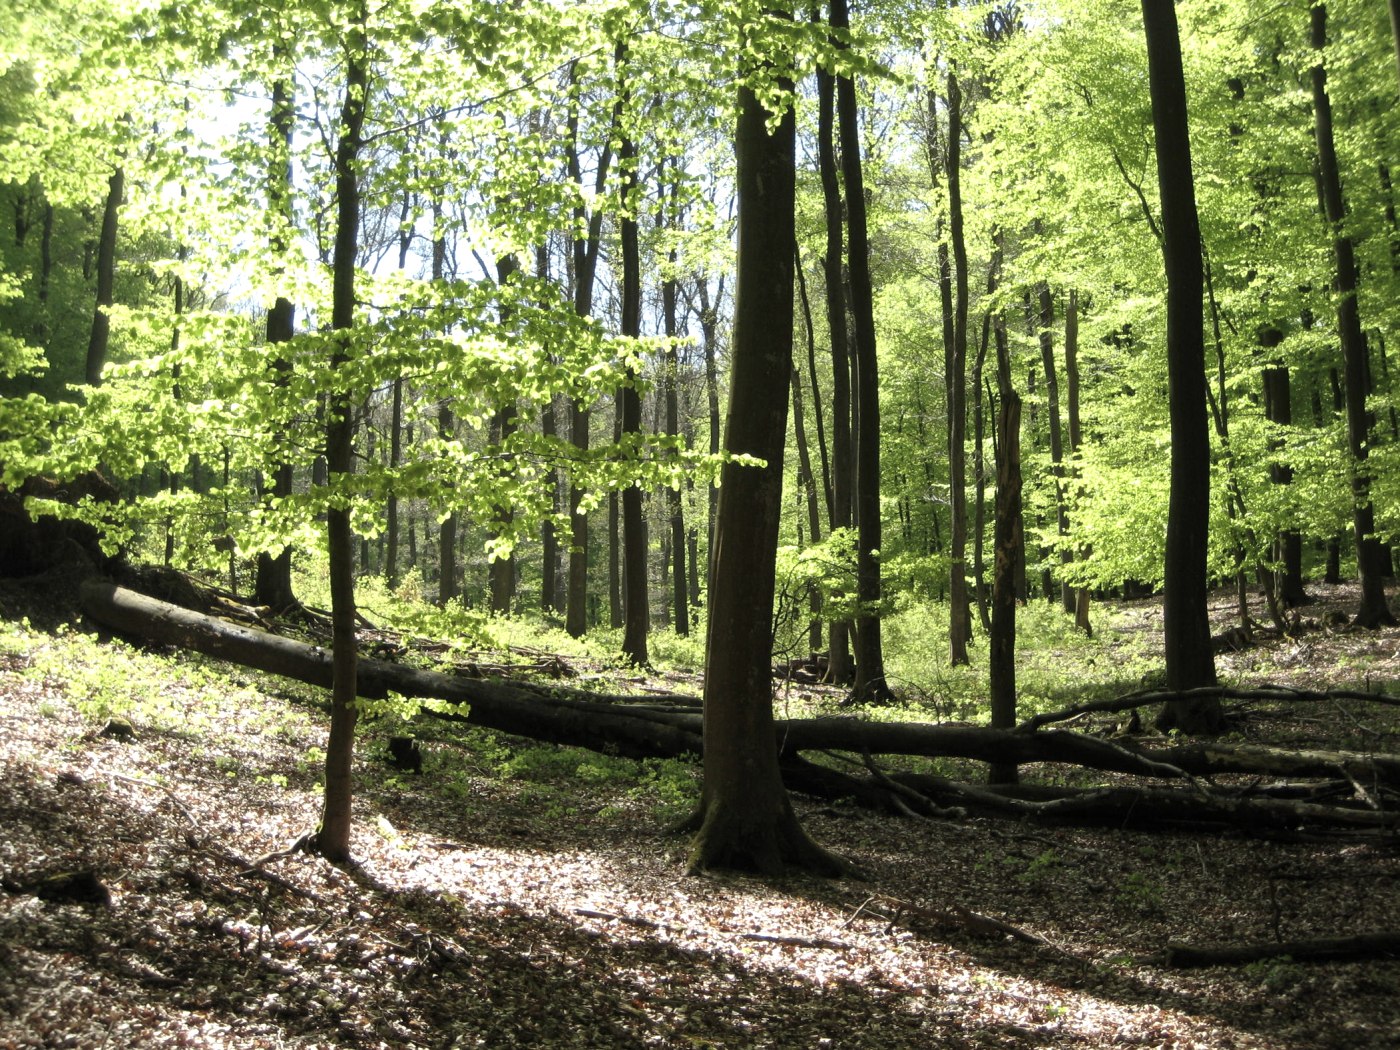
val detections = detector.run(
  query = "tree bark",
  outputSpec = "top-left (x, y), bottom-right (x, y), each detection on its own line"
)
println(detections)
top-left (84, 166), bottom-right (123, 388)
top-left (316, 11), bottom-right (368, 862)
top-left (661, 170), bottom-right (688, 638)
top-left (831, 0), bottom-right (891, 704)
top-left (564, 63), bottom-right (618, 639)
top-left (1310, 2), bottom-right (1395, 628)
top-left (946, 71), bottom-right (972, 667)
top-left (488, 255), bottom-right (519, 616)
top-left (792, 361), bottom-right (824, 655)
top-left (254, 70), bottom-right (298, 611)
top-left (988, 239), bottom-right (1021, 785)
top-left (1064, 290), bottom-right (1092, 635)
top-left (619, 90), bottom-right (648, 666)
top-left (686, 57), bottom-right (848, 877)
top-left (816, 55), bottom-right (853, 686)
top-left (1141, 0), bottom-right (1221, 731)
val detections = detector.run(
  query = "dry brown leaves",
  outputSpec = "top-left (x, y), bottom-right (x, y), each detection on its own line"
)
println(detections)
top-left (0, 583), bottom-right (1398, 1048)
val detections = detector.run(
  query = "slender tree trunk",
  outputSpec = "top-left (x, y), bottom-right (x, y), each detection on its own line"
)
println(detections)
top-left (660, 177), bottom-right (688, 637)
top-left (699, 275), bottom-right (722, 593)
top-left (488, 254), bottom-right (520, 615)
top-left (1310, 2), bottom-right (1395, 628)
top-left (816, 56), bottom-right (853, 685)
top-left (972, 314), bottom-right (992, 632)
top-left (1036, 283), bottom-right (1073, 613)
top-left (564, 65), bottom-right (618, 638)
top-left (383, 181), bottom-right (413, 592)
top-left (795, 250), bottom-right (834, 525)
top-left (608, 407), bottom-right (623, 630)
top-left (1142, 0), bottom-right (1221, 733)
top-left (430, 207), bottom-right (459, 607)
top-left (687, 62), bottom-right (847, 878)
top-left (1262, 363), bottom-right (1305, 607)
top-left (832, 0), bottom-right (891, 703)
top-left (84, 166), bottom-right (123, 387)
top-left (946, 71), bottom-right (972, 667)
top-left (988, 253), bottom-right (1022, 784)
top-left (619, 98), bottom-right (648, 665)
top-left (792, 363), bottom-right (824, 655)
top-left (315, 9), bottom-right (368, 862)
top-left (36, 197), bottom-right (52, 351)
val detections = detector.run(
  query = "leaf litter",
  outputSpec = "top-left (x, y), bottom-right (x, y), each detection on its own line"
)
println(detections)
top-left (0, 582), bottom-right (1398, 1048)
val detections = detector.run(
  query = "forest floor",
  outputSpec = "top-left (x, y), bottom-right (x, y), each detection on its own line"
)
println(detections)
top-left (1, 568), bottom-right (1400, 1048)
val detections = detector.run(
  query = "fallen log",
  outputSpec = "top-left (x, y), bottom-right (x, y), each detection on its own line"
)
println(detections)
top-left (77, 580), bottom-right (1400, 838)
top-left (1021, 683), bottom-right (1400, 732)
top-left (79, 580), bottom-right (703, 761)
top-left (1149, 932), bottom-right (1400, 967)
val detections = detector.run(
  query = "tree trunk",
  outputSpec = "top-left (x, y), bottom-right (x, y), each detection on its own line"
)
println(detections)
top-left (698, 276), bottom-right (721, 586)
top-left (315, 12), bottom-right (368, 862)
top-left (383, 178), bottom-right (413, 593)
top-left (84, 166), bottom-right (123, 387)
top-left (1141, 0), bottom-right (1221, 732)
top-left (1036, 284), bottom-right (1073, 613)
top-left (488, 255), bottom-right (520, 616)
top-left (791, 362), bottom-right (824, 655)
top-left (1262, 362), bottom-right (1305, 607)
top-left (564, 66), bottom-right (617, 639)
top-left (988, 239), bottom-right (1022, 785)
top-left (608, 408), bottom-right (623, 630)
top-left (796, 255), bottom-right (834, 526)
top-left (686, 62), bottom-right (847, 878)
top-left (816, 56), bottom-right (853, 686)
top-left (946, 71), bottom-right (972, 667)
top-left (619, 97), bottom-right (648, 666)
top-left (1063, 290), bottom-right (1092, 634)
top-left (832, 0), bottom-right (891, 704)
top-left (1310, 2), bottom-right (1395, 629)
top-left (659, 171), bottom-right (689, 638)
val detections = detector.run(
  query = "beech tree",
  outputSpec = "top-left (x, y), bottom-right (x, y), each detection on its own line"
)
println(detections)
top-left (687, 6), bottom-right (846, 876)
top-left (1140, 0), bottom-right (1221, 733)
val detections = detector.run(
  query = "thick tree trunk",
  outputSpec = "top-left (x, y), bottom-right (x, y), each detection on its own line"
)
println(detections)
top-left (84, 166), bottom-right (123, 388)
top-left (316, 15), bottom-right (369, 862)
top-left (686, 64), bottom-right (847, 878)
top-left (1310, 3), bottom-right (1395, 629)
top-left (1141, 0), bottom-right (1221, 732)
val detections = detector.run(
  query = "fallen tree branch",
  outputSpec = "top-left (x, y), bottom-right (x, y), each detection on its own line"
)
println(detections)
top-left (1148, 932), bottom-right (1400, 967)
top-left (1021, 684), bottom-right (1400, 732)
